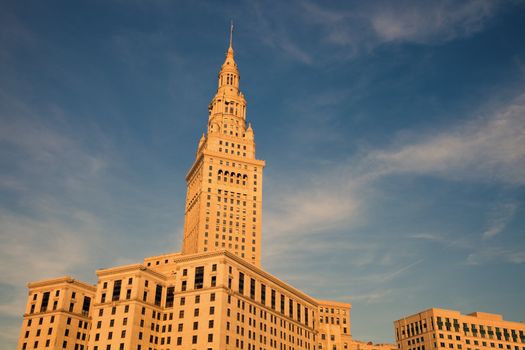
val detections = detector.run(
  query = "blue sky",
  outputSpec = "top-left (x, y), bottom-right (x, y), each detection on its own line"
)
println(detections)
top-left (1, 0), bottom-right (525, 348)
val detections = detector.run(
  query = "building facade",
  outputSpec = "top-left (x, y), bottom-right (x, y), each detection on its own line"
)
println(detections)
top-left (17, 31), bottom-right (396, 350)
top-left (394, 308), bottom-right (525, 350)
top-left (18, 277), bottom-right (95, 350)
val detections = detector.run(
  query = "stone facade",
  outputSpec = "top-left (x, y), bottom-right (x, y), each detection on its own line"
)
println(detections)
top-left (394, 308), bottom-right (525, 350)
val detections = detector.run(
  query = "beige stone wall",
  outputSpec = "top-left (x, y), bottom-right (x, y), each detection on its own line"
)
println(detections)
top-left (394, 308), bottom-right (525, 350)
top-left (17, 277), bottom-right (95, 350)
top-left (316, 300), bottom-right (353, 350)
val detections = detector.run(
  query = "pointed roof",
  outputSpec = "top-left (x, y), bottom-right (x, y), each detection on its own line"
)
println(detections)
top-left (220, 21), bottom-right (238, 74)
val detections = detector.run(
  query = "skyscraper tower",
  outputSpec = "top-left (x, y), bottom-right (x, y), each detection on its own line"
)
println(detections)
top-left (182, 26), bottom-right (265, 266)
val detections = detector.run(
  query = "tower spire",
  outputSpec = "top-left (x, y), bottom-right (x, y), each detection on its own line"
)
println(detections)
top-left (229, 20), bottom-right (234, 49)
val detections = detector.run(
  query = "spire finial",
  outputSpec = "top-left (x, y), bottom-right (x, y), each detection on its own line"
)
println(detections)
top-left (229, 20), bottom-right (234, 49)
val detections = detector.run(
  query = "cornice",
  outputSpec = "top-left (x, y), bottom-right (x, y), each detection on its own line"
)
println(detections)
top-left (28, 276), bottom-right (96, 292)
top-left (96, 264), bottom-right (167, 281)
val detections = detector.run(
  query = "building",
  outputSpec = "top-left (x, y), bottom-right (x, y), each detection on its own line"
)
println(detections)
top-left (18, 277), bottom-right (95, 350)
top-left (17, 29), bottom-right (396, 350)
top-left (181, 34), bottom-right (265, 267)
top-left (394, 308), bottom-right (525, 350)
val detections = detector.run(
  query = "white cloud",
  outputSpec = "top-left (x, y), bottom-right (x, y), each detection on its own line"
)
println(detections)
top-left (265, 183), bottom-right (359, 237)
top-left (467, 247), bottom-right (525, 265)
top-left (0, 113), bottom-right (109, 319)
top-left (251, 2), bottom-right (313, 64)
top-left (369, 1), bottom-right (496, 44)
top-left (0, 210), bottom-right (102, 317)
top-left (482, 201), bottom-right (519, 239)
top-left (345, 289), bottom-right (393, 304)
top-left (301, 0), bottom-right (498, 52)
top-left (366, 94), bottom-right (525, 184)
top-left (264, 92), bottom-right (525, 269)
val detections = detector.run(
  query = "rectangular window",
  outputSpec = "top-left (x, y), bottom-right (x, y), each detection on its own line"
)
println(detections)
top-left (181, 281), bottom-right (187, 291)
top-left (82, 296), bottom-right (91, 316)
top-left (112, 280), bottom-right (121, 301)
top-left (250, 278), bottom-right (255, 299)
top-left (261, 284), bottom-right (266, 305)
top-left (271, 289), bottom-right (276, 309)
top-left (166, 287), bottom-right (174, 308)
top-left (154, 285), bottom-right (163, 306)
top-left (195, 267), bottom-right (204, 289)
top-left (239, 272), bottom-right (244, 294)
top-left (305, 307), bottom-right (309, 326)
top-left (40, 292), bottom-right (50, 312)
top-left (280, 294), bottom-right (285, 314)
top-left (289, 299), bottom-right (293, 319)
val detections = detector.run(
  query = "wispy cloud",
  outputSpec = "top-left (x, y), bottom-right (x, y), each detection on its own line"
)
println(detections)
top-left (251, 2), bottom-right (313, 64)
top-left (364, 94), bottom-right (525, 185)
top-left (482, 201), bottom-right (519, 239)
top-left (346, 289), bottom-right (393, 304)
top-left (264, 91), bottom-right (525, 270)
top-left (467, 247), bottom-right (525, 265)
top-left (301, 0), bottom-right (498, 51)
top-left (368, 0), bottom-right (496, 44)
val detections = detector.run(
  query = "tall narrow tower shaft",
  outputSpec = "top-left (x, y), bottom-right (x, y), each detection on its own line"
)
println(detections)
top-left (182, 30), bottom-right (265, 266)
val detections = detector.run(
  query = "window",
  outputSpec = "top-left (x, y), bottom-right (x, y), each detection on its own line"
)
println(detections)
top-left (40, 292), bottom-right (50, 312)
top-left (112, 280), bottom-right (121, 301)
top-left (261, 284), bottom-right (266, 305)
top-left (250, 278), bottom-right (255, 299)
top-left (239, 272), bottom-right (244, 294)
top-left (155, 285), bottom-right (163, 306)
top-left (192, 336), bottom-right (198, 344)
top-left (166, 287), bottom-right (174, 308)
top-left (181, 281), bottom-right (187, 291)
top-left (195, 266), bottom-right (204, 289)
top-left (82, 296), bottom-right (91, 315)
